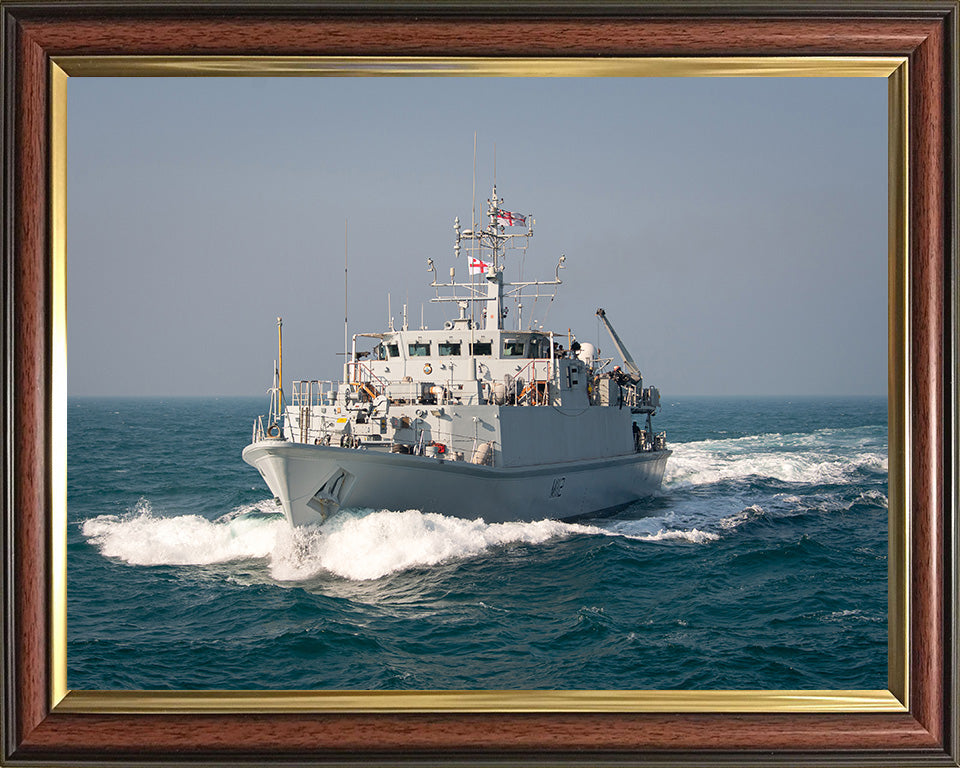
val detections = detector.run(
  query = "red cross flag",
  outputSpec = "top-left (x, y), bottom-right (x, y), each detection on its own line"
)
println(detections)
top-left (469, 257), bottom-right (491, 275)
top-left (495, 208), bottom-right (526, 227)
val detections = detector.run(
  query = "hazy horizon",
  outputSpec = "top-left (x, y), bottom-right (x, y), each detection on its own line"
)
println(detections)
top-left (66, 392), bottom-right (889, 400)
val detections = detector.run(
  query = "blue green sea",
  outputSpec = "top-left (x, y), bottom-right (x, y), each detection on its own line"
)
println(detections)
top-left (67, 396), bottom-right (887, 690)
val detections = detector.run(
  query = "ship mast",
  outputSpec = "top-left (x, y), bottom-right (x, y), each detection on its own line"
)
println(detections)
top-left (484, 185), bottom-right (504, 330)
top-left (437, 184), bottom-right (558, 332)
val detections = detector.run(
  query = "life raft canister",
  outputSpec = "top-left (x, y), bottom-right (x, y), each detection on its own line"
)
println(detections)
top-left (423, 363), bottom-right (432, 375)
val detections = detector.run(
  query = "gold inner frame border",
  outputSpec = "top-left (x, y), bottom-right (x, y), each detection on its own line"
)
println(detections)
top-left (48, 55), bottom-right (909, 715)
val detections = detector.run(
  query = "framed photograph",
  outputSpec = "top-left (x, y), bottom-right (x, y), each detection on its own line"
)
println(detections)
top-left (2, 3), bottom-right (956, 765)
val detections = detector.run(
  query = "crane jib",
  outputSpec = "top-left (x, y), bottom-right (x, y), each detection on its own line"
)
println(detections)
top-left (596, 308), bottom-right (642, 380)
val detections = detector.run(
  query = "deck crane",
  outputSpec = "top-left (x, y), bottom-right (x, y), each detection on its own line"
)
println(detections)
top-left (596, 308), bottom-right (642, 386)
top-left (596, 307), bottom-right (662, 450)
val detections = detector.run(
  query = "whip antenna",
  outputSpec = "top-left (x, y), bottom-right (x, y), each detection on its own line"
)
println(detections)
top-left (277, 317), bottom-right (283, 409)
top-left (471, 131), bottom-right (477, 234)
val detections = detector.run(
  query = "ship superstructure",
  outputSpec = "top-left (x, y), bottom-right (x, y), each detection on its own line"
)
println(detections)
top-left (243, 185), bottom-right (670, 527)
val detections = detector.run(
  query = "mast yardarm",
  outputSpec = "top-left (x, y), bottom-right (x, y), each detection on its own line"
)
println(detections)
top-left (438, 185), bottom-right (563, 331)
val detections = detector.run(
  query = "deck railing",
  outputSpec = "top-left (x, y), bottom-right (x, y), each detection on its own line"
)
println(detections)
top-left (511, 359), bottom-right (552, 405)
top-left (589, 379), bottom-right (660, 410)
top-left (346, 361), bottom-right (388, 399)
top-left (292, 380), bottom-right (339, 408)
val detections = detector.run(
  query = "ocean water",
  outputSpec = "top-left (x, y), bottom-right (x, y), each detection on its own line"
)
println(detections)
top-left (67, 396), bottom-right (887, 690)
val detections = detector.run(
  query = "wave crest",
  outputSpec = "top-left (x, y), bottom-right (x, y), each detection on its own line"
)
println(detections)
top-left (624, 527), bottom-right (719, 544)
top-left (80, 499), bottom-right (285, 566)
top-left (81, 502), bottom-right (610, 581)
top-left (271, 510), bottom-right (599, 581)
top-left (664, 429), bottom-right (887, 489)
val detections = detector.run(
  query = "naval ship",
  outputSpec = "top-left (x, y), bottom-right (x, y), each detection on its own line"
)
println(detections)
top-left (243, 185), bottom-right (670, 527)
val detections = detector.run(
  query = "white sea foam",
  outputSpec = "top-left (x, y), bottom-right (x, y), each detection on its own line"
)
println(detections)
top-left (822, 609), bottom-right (884, 623)
top-left (664, 430), bottom-right (887, 490)
top-left (82, 499), bottom-right (727, 582)
top-left (717, 505), bottom-right (766, 530)
top-left (82, 501), bottom-right (609, 581)
top-left (623, 527), bottom-right (719, 544)
top-left (593, 509), bottom-right (726, 544)
top-left (854, 489), bottom-right (889, 508)
top-left (269, 510), bottom-right (602, 581)
top-left (80, 499), bottom-right (286, 566)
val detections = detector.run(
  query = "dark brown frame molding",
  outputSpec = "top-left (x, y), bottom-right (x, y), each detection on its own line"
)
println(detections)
top-left (1, 2), bottom-right (957, 766)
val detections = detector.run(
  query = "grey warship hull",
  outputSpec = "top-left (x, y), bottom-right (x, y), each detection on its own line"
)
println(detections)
top-left (244, 439), bottom-right (670, 527)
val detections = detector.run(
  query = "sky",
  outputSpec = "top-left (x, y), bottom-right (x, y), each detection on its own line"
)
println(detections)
top-left (67, 76), bottom-right (887, 397)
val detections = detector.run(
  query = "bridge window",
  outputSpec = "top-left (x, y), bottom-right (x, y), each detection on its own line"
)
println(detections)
top-left (408, 343), bottom-right (431, 357)
top-left (439, 342), bottom-right (461, 356)
top-left (470, 342), bottom-right (492, 355)
top-left (386, 344), bottom-right (400, 357)
top-left (503, 340), bottom-right (525, 357)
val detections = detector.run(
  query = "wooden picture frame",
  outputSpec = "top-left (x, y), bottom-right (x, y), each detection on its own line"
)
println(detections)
top-left (2, 2), bottom-right (956, 765)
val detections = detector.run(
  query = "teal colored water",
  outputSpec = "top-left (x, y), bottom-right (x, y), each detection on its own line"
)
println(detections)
top-left (68, 396), bottom-right (887, 690)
